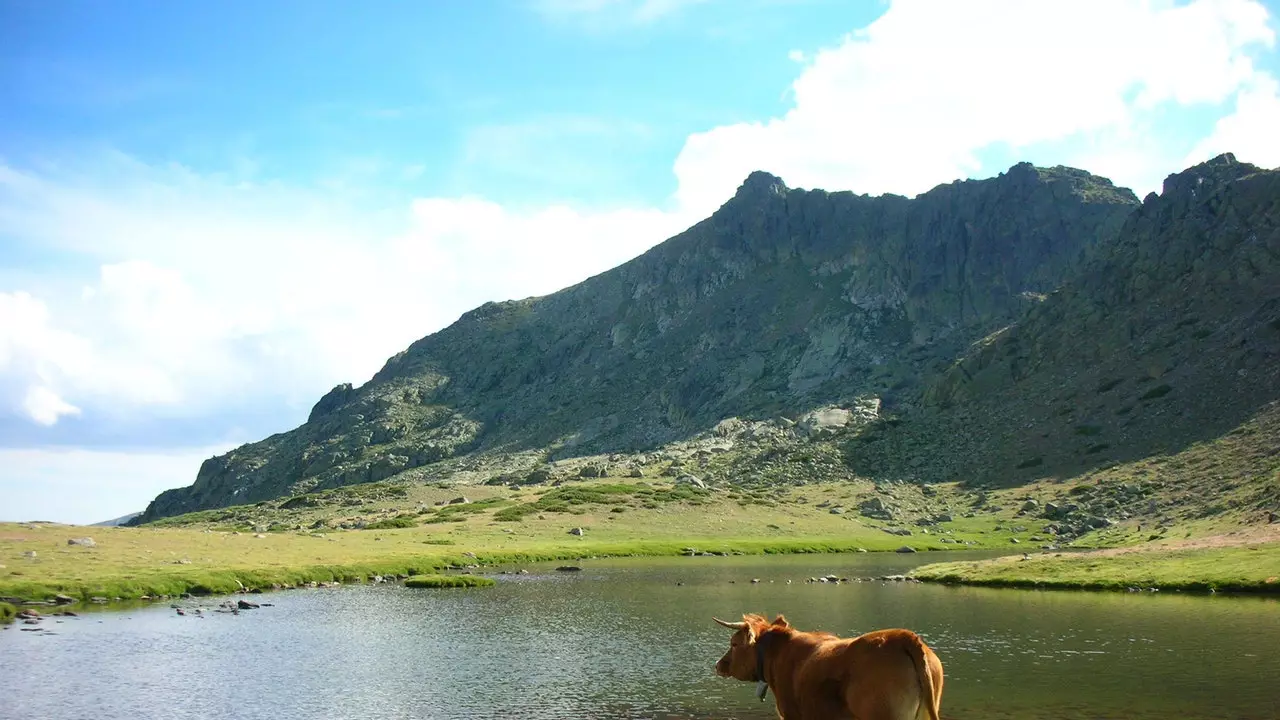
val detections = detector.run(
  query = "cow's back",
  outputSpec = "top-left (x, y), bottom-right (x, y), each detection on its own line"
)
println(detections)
top-left (833, 629), bottom-right (943, 720)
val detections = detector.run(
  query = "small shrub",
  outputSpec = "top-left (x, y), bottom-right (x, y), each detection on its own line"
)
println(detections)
top-left (363, 516), bottom-right (418, 530)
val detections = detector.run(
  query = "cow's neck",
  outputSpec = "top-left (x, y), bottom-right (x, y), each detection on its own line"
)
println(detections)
top-left (754, 629), bottom-right (785, 702)
top-left (754, 640), bottom-right (769, 701)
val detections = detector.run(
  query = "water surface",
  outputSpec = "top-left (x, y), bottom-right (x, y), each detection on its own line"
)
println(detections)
top-left (2, 552), bottom-right (1277, 719)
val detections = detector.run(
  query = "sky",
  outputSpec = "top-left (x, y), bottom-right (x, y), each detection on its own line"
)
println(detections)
top-left (2, 0), bottom-right (1279, 525)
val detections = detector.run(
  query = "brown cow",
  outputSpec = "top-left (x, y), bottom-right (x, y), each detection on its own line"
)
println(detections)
top-left (713, 613), bottom-right (943, 720)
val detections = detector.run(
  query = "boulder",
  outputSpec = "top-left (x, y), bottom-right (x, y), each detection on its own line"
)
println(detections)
top-left (67, 537), bottom-right (96, 548)
top-left (859, 497), bottom-right (895, 520)
top-left (797, 407), bottom-right (853, 438)
top-left (675, 474), bottom-right (707, 489)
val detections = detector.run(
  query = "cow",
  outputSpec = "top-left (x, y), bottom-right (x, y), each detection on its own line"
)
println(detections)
top-left (712, 613), bottom-right (943, 720)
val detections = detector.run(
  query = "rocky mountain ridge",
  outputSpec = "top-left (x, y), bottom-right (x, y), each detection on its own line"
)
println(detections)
top-left (846, 153), bottom-right (1280, 488)
top-left (144, 156), bottom-right (1280, 523)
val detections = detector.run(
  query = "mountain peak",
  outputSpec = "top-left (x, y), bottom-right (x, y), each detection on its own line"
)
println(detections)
top-left (1161, 152), bottom-right (1261, 198)
top-left (733, 170), bottom-right (788, 200)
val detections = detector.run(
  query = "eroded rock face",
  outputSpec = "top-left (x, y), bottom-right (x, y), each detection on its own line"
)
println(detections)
top-left (137, 163), bottom-right (1139, 521)
top-left (853, 154), bottom-right (1280, 487)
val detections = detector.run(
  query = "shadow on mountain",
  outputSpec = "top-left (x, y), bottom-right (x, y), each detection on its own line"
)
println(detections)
top-left (845, 154), bottom-right (1280, 488)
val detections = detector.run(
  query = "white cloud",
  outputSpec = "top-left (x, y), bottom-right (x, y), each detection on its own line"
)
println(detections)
top-left (0, 153), bottom-right (695, 439)
top-left (0, 291), bottom-right (90, 425)
top-left (22, 386), bottom-right (81, 426)
top-left (670, 0), bottom-right (1278, 216)
top-left (1186, 74), bottom-right (1280, 168)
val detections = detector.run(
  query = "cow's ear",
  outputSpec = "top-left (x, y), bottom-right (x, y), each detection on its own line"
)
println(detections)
top-left (772, 614), bottom-right (790, 628)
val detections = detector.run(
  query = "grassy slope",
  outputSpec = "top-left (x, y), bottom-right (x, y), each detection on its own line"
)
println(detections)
top-left (908, 403), bottom-right (1280, 591)
top-left (913, 541), bottom-right (1280, 592)
top-left (7, 403), bottom-right (1278, 603)
top-left (2, 479), bottom-right (1035, 602)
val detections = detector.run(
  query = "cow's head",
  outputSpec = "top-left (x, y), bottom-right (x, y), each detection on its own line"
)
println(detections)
top-left (712, 613), bottom-right (790, 681)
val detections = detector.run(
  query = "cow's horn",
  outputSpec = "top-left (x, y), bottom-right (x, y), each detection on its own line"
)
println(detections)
top-left (713, 617), bottom-right (748, 630)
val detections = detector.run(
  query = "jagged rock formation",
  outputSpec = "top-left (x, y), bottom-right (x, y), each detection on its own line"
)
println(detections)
top-left (136, 162), bottom-right (1139, 521)
top-left (847, 154), bottom-right (1280, 485)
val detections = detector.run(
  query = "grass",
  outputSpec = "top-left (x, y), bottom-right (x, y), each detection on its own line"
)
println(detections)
top-left (404, 575), bottom-right (496, 588)
top-left (0, 480), bottom-right (1004, 602)
top-left (6, 460), bottom-right (1277, 603)
top-left (1, 601), bottom-right (15, 624)
top-left (912, 542), bottom-right (1280, 593)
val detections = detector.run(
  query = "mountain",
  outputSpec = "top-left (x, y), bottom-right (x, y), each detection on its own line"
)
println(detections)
top-left (92, 512), bottom-right (142, 527)
top-left (134, 161), bottom-right (1138, 521)
top-left (846, 153), bottom-right (1280, 488)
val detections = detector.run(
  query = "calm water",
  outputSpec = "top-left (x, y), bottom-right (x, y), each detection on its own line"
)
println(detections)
top-left (2, 552), bottom-right (1278, 720)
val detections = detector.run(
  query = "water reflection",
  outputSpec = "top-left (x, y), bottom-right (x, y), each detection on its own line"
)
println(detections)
top-left (1, 552), bottom-right (1277, 720)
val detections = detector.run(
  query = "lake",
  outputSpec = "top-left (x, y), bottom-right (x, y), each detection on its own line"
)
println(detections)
top-left (2, 551), bottom-right (1277, 719)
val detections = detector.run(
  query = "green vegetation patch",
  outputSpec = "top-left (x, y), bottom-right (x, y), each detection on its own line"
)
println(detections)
top-left (404, 575), bottom-right (496, 589)
top-left (363, 515), bottom-right (419, 530)
top-left (912, 544), bottom-right (1280, 593)
top-left (494, 483), bottom-right (709, 522)
top-left (1, 601), bottom-right (16, 625)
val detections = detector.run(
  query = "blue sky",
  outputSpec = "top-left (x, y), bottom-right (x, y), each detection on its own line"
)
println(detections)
top-left (3, 0), bottom-right (1279, 524)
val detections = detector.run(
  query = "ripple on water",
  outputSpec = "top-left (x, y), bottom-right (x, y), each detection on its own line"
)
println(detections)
top-left (1, 554), bottom-right (1277, 720)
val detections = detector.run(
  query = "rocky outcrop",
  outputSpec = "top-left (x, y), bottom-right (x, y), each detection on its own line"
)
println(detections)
top-left (848, 154), bottom-right (1280, 486)
top-left (135, 162), bottom-right (1138, 521)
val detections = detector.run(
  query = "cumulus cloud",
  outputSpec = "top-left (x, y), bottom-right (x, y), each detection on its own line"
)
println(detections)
top-left (1186, 74), bottom-right (1280, 167)
top-left (670, 0), bottom-right (1278, 217)
top-left (0, 152), bottom-right (694, 444)
top-left (23, 387), bottom-right (81, 426)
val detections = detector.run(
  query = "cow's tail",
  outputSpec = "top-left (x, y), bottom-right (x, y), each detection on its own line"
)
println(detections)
top-left (906, 634), bottom-right (941, 720)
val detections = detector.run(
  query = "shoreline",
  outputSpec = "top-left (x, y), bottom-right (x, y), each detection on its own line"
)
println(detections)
top-left (5, 538), bottom-right (1279, 614)
top-left (910, 541), bottom-right (1280, 595)
top-left (0, 538), bottom-right (970, 606)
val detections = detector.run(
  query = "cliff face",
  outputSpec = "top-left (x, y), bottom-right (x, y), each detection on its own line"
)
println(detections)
top-left (849, 154), bottom-right (1280, 485)
top-left (136, 162), bottom-right (1138, 520)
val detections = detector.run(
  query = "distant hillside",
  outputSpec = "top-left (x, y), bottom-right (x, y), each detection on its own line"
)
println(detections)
top-left (847, 154), bottom-right (1280, 487)
top-left (135, 161), bottom-right (1137, 521)
top-left (93, 512), bottom-right (141, 527)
